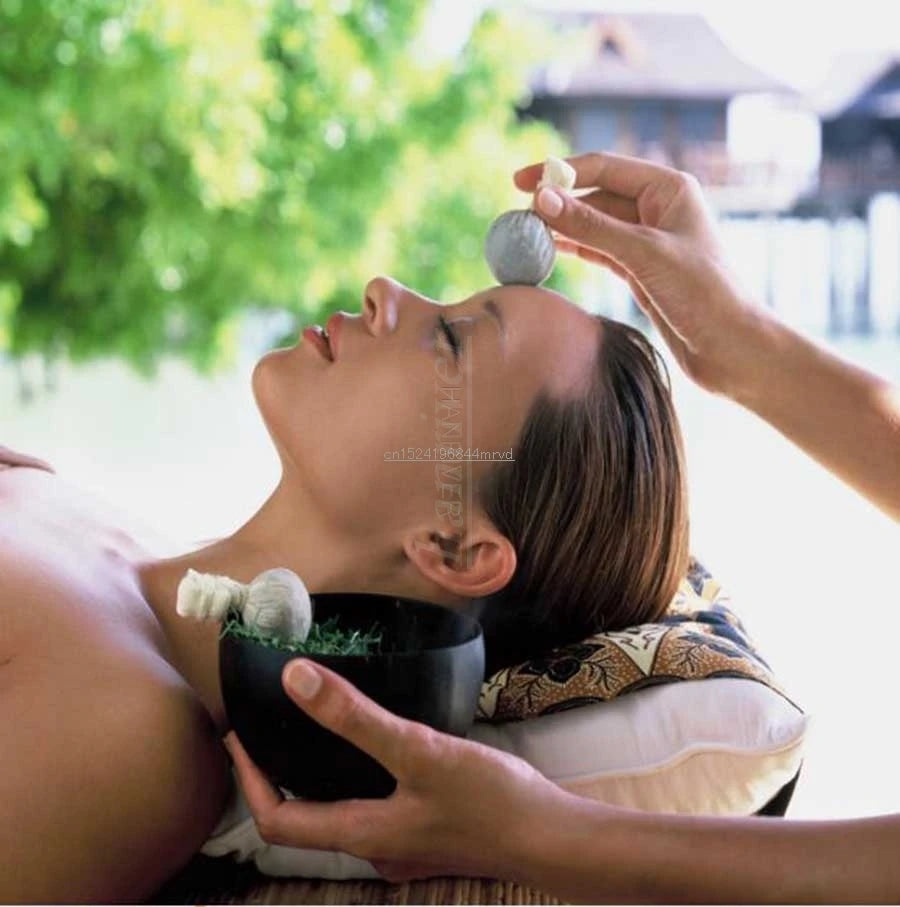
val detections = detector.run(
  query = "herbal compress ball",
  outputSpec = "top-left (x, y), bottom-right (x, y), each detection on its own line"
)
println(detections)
top-left (176, 566), bottom-right (312, 641)
top-left (485, 210), bottom-right (556, 286)
top-left (484, 155), bottom-right (577, 286)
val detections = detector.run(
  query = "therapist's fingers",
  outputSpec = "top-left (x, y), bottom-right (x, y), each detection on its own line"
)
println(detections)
top-left (223, 732), bottom-right (284, 812)
top-left (574, 188), bottom-right (640, 225)
top-left (515, 151), bottom-right (680, 200)
top-left (534, 185), bottom-right (659, 273)
top-left (0, 445), bottom-right (55, 472)
top-left (224, 730), bottom-right (383, 852)
top-left (281, 659), bottom-right (419, 782)
top-left (567, 150), bottom-right (685, 199)
top-left (372, 858), bottom-right (449, 884)
top-left (541, 188), bottom-right (641, 227)
top-left (554, 235), bottom-right (641, 290)
top-left (514, 168), bottom-right (640, 226)
top-left (561, 242), bottom-right (652, 310)
top-left (554, 235), bottom-right (622, 265)
top-left (554, 238), bottom-right (685, 355)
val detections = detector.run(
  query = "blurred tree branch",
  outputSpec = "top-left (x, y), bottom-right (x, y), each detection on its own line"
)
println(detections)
top-left (0, 0), bottom-right (566, 378)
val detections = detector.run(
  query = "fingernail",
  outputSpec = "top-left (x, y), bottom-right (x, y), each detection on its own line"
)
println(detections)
top-left (285, 660), bottom-right (321, 700)
top-left (537, 187), bottom-right (564, 217)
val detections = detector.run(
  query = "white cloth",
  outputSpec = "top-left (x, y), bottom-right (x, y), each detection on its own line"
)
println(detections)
top-left (201, 773), bottom-right (382, 879)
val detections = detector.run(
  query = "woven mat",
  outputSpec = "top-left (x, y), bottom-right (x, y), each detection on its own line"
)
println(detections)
top-left (153, 855), bottom-right (562, 904)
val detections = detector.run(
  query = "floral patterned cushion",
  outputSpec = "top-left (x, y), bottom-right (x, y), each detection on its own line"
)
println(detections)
top-left (478, 557), bottom-right (795, 722)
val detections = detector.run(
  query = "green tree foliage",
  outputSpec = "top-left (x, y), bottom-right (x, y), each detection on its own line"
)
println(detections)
top-left (0, 0), bottom-right (566, 374)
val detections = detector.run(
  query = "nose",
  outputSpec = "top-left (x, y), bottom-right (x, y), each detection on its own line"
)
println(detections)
top-left (362, 276), bottom-right (402, 335)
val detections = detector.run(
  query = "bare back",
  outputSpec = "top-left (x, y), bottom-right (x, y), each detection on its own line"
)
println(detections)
top-left (0, 467), bottom-right (230, 902)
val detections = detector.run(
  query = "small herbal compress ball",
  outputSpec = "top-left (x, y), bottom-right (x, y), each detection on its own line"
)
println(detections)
top-left (176, 566), bottom-right (313, 642)
top-left (484, 210), bottom-right (556, 286)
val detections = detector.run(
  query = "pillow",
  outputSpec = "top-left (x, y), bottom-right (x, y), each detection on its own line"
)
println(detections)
top-left (471, 556), bottom-right (806, 814)
top-left (202, 557), bottom-right (806, 877)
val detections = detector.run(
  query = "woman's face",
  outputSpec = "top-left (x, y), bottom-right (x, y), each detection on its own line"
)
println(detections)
top-left (253, 277), bottom-right (600, 543)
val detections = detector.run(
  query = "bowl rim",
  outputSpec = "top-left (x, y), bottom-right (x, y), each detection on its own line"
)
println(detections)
top-left (221, 593), bottom-right (484, 662)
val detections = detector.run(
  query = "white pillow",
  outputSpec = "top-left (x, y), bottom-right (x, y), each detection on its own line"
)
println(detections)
top-left (470, 677), bottom-right (806, 814)
top-left (202, 675), bottom-right (807, 878)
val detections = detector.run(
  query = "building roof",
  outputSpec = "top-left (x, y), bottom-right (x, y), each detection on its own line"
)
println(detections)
top-left (527, 11), bottom-right (797, 101)
top-left (811, 52), bottom-right (900, 119)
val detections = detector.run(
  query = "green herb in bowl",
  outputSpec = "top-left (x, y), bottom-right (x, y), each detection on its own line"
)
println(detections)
top-left (220, 611), bottom-right (383, 657)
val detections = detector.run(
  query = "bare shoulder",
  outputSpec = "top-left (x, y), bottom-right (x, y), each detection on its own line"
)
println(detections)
top-left (0, 464), bottom-right (183, 558)
top-left (0, 465), bottom-right (231, 900)
top-left (0, 653), bottom-right (231, 902)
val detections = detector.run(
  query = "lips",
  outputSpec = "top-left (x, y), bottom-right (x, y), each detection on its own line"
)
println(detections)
top-left (325, 312), bottom-right (343, 360)
top-left (302, 325), bottom-right (333, 362)
top-left (302, 312), bottom-right (344, 362)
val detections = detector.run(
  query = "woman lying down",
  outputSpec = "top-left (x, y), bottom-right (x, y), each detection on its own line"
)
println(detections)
top-left (0, 276), bottom-right (688, 902)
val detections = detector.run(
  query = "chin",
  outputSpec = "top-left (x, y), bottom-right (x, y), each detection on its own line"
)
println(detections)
top-left (251, 348), bottom-right (299, 454)
top-left (251, 351), bottom-right (275, 418)
top-left (252, 340), bottom-right (302, 396)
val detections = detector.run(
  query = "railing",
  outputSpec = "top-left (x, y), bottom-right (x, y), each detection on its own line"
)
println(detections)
top-left (679, 146), bottom-right (812, 191)
top-left (817, 157), bottom-right (900, 195)
top-left (629, 144), bottom-right (900, 212)
top-left (679, 146), bottom-right (814, 212)
top-left (630, 143), bottom-right (796, 185)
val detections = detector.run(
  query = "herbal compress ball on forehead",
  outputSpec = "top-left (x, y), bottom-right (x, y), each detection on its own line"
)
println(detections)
top-left (484, 156), bottom-right (576, 286)
top-left (484, 211), bottom-right (555, 286)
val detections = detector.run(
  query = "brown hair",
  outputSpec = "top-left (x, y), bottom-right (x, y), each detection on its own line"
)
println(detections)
top-left (474, 316), bottom-right (690, 678)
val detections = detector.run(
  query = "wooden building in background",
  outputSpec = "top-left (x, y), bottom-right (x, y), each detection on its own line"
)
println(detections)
top-left (519, 12), bottom-right (801, 212)
top-left (516, 11), bottom-right (898, 334)
top-left (797, 52), bottom-right (900, 215)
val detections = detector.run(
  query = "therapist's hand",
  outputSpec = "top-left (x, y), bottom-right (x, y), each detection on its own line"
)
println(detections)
top-left (224, 659), bottom-right (571, 883)
top-left (0, 444), bottom-right (54, 472)
top-left (516, 151), bottom-right (777, 403)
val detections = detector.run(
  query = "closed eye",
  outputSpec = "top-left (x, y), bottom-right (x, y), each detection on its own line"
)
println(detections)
top-left (437, 315), bottom-right (461, 359)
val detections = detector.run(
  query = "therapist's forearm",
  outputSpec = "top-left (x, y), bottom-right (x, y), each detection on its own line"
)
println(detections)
top-left (730, 315), bottom-right (900, 522)
top-left (513, 794), bottom-right (900, 903)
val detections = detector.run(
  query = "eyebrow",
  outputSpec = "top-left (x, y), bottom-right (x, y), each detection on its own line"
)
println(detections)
top-left (483, 298), bottom-right (505, 337)
top-left (476, 297), bottom-right (506, 356)
top-left (445, 297), bottom-right (506, 353)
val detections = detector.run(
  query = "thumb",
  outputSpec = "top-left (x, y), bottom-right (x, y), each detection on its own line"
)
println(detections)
top-left (536, 186), bottom-right (652, 272)
top-left (281, 659), bottom-right (410, 777)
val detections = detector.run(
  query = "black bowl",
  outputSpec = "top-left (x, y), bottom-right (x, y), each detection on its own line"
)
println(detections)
top-left (220, 593), bottom-right (484, 801)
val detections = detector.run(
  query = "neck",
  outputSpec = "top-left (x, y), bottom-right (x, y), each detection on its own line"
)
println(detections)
top-left (135, 476), bottom-right (442, 730)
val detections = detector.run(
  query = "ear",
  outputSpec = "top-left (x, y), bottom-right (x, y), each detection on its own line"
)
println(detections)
top-left (403, 519), bottom-right (517, 600)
